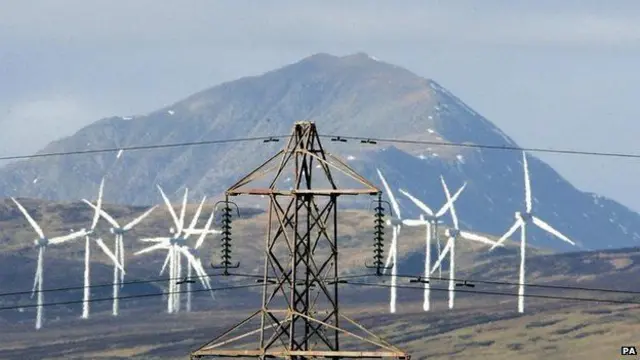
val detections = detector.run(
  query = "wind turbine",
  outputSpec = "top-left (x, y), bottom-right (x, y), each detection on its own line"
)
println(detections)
top-left (161, 186), bottom-right (190, 312)
top-left (431, 176), bottom-right (503, 309)
top-left (136, 232), bottom-right (213, 312)
top-left (139, 186), bottom-right (218, 313)
top-left (489, 151), bottom-right (575, 313)
top-left (80, 178), bottom-right (124, 319)
top-left (11, 198), bottom-right (87, 329)
top-left (400, 184), bottom-right (467, 278)
top-left (81, 200), bottom-right (157, 316)
top-left (399, 181), bottom-right (467, 311)
top-left (375, 168), bottom-right (404, 314)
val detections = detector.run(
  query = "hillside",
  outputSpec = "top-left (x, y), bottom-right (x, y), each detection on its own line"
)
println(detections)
top-left (0, 198), bottom-right (639, 358)
top-left (0, 52), bottom-right (638, 253)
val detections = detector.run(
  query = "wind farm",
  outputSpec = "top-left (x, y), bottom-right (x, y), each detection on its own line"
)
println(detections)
top-left (0, 135), bottom-right (636, 359)
top-left (0, 42), bottom-right (638, 359)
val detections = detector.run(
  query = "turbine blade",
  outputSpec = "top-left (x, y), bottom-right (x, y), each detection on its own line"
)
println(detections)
top-left (460, 231), bottom-right (502, 247)
top-left (382, 227), bottom-right (397, 273)
top-left (139, 237), bottom-right (170, 243)
top-left (440, 176), bottom-right (459, 229)
top-left (436, 182), bottom-right (467, 218)
top-left (157, 185), bottom-right (181, 230)
top-left (31, 271), bottom-right (38, 298)
top-left (195, 210), bottom-right (216, 249)
top-left (123, 205), bottom-right (157, 231)
top-left (134, 243), bottom-right (169, 256)
top-left (376, 169), bottom-right (401, 219)
top-left (532, 216), bottom-right (575, 245)
top-left (91, 178), bottom-right (105, 229)
top-left (402, 219), bottom-right (426, 226)
top-left (95, 238), bottom-right (125, 273)
top-left (430, 239), bottom-right (453, 274)
top-left (32, 247), bottom-right (44, 297)
top-left (523, 152), bottom-right (532, 213)
top-left (178, 188), bottom-right (189, 233)
top-left (160, 250), bottom-right (171, 275)
top-left (186, 196), bottom-right (207, 231)
top-left (178, 246), bottom-right (212, 290)
top-left (398, 189), bottom-right (433, 216)
top-left (185, 228), bottom-right (222, 235)
top-left (11, 197), bottom-right (45, 239)
top-left (490, 219), bottom-right (523, 250)
top-left (49, 230), bottom-right (87, 245)
top-left (82, 199), bottom-right (120, 229)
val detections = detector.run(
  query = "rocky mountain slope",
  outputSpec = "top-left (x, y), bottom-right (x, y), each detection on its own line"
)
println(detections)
top-left (0, 52), bottom-right (638, 251)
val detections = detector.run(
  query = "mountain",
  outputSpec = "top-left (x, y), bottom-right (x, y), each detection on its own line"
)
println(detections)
top-left (0, 52), bottom-right (638, 251)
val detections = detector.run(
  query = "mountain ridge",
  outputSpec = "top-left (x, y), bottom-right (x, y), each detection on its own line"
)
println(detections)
top-left (0, 52), bottom-right (637, 252)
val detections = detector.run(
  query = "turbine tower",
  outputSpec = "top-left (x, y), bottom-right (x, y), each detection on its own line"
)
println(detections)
top-left (399, 180), bottom-right (466, 311)
top-left (430, 176), bottom-right (502, 309)
top-left (11, 198), bottom-right (87, 329)
top-left (490, 151), bottom-right (575, 313)
top-left (82, 200), bottom-right (157, 316)
top-left (80, 178), bottom-right (124, 319)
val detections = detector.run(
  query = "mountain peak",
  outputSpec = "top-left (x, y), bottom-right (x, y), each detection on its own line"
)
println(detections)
top-left (297, 52), bottom-right (385, 69)
top-left (340, 52), bottom-right (378, 61)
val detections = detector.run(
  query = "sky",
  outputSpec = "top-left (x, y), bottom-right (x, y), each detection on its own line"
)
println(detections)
top-left (2, 1), bottom-right (640, 209)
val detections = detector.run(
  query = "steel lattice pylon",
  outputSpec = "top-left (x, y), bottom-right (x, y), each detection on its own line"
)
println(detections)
top-left (191, 121), bottom-right (410, 359)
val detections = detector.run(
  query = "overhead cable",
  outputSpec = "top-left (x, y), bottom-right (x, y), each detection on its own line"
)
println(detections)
top-left (2, 133), bottom-right (640, 162)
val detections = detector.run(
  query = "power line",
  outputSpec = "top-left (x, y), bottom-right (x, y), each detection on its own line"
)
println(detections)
top-left (2, 133), bottom-right (640, 162)
top-left (1, 270), bottom-right (639, 301)
top-left (0, 272), bottom-right (374, 298)
top-left (2, 279), bottom-right (639, 313)
top-left (345, 281), bottom-right (640, 306)
top-left (320, 134), bottom-right (640, 159)
top-left (0, 271), bottom-right (247, 298)
top-left (0, 135), bottom-right (290, 162)
top-left (389, 273), bottom-right (640, 296)
top-left (0, 282), bottom-right (265, 311)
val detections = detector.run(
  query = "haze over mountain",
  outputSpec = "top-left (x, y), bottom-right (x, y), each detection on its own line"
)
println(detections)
top-left (0, 52), bottom-right (638, 252)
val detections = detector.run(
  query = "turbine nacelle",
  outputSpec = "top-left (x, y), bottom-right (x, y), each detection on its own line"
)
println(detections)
top-left (169, 236), bottom-right (187, 247)
top-left (110, 227), bottom-right (126, 235)
top-left (421, 214), bottom-right (438, 222)
top-left (445, 228), bottom-right (460, 238)
top-left (34, 237), bottom-right (49, 247)
top-left (385, 217), bottom-right (403, 226)
top-left (515, 211), bottom-right (533, 222)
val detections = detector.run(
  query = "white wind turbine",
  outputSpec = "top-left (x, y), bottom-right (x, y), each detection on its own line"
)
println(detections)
top-left (80, 178), bottom-right (124, 319)
top-left (431, 176), bottom-right (503, 309)
top-left (399, 181), bottom-right (467, 311)
top-left (160, 186), bottom-right (190, 313)
top-left (489, 151), bottom-right (575, 313)
top-left (11, 198), bottom-right (88, 329)
top-left (376, 168), bottom-right (404, 314)
top-left (81, 200), bottom-right (157, 316)
top-left (136, 209), bottom-right (216, 313)
top-left (138, 186), bottom-right (218, 313)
